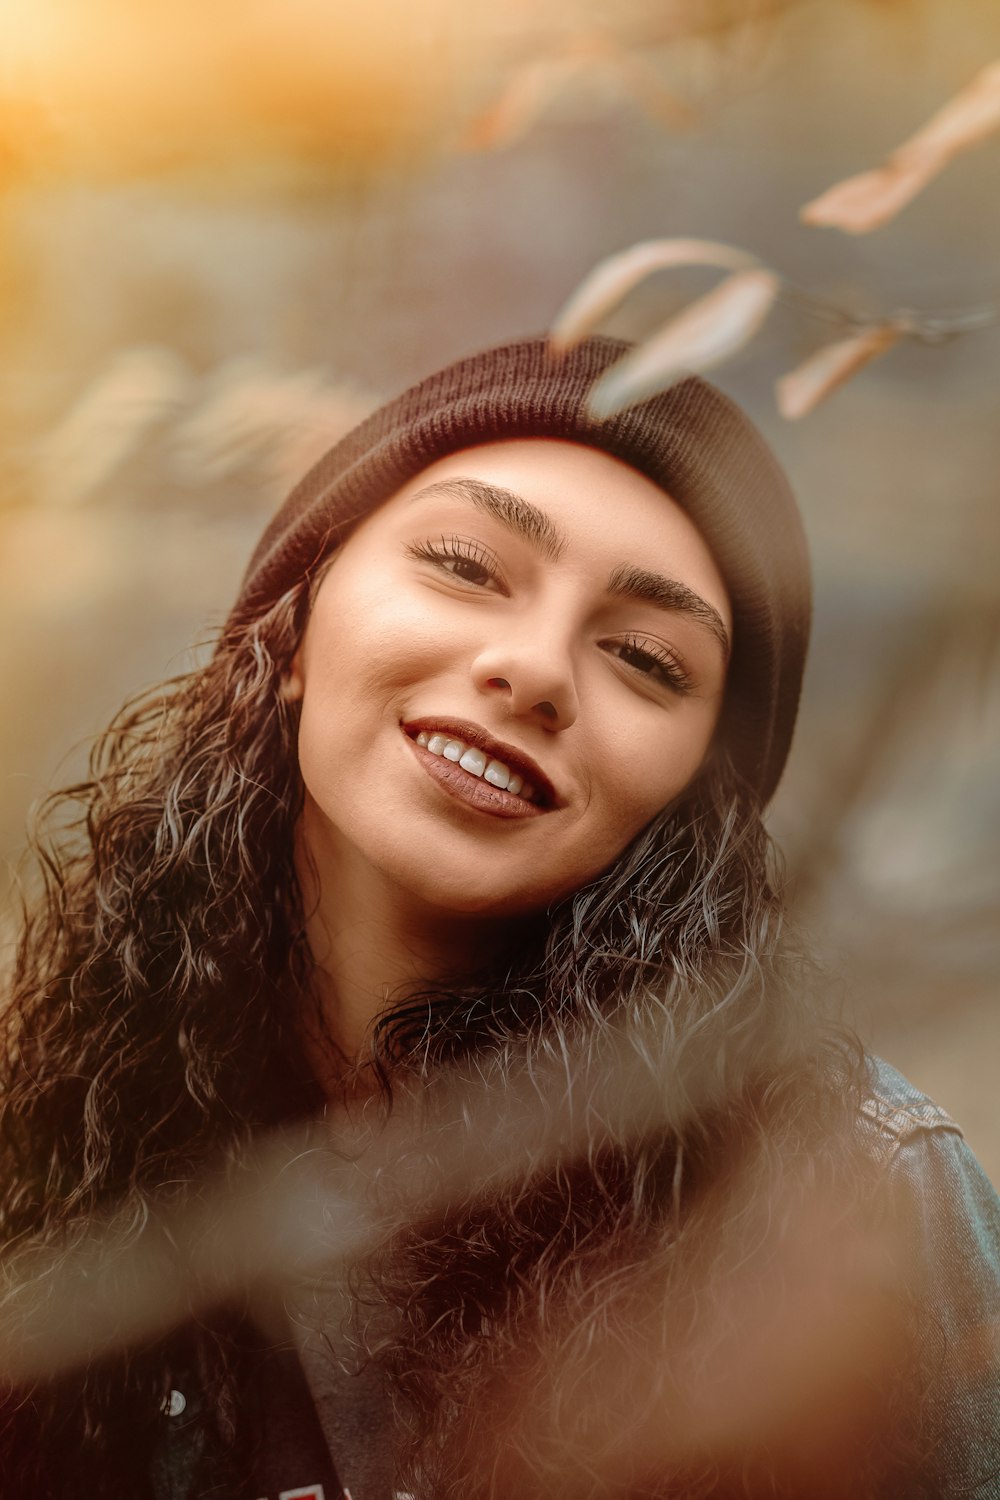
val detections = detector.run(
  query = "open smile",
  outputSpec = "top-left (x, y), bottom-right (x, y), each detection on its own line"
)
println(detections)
top-left (402, 717), bottom-right (557, 820)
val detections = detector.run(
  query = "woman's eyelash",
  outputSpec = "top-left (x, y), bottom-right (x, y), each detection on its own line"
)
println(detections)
top-left (608, 634), bottom-right (694, 695)
top-left (405, 536), bottom-right (503, 588)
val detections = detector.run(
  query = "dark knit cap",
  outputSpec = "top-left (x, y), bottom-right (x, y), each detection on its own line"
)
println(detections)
top-left (234, 334), bottom-right (810, 805)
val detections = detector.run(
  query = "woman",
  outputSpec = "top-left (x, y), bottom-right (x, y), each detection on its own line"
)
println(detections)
top-left (2, 335), bottom-right (998, 1499)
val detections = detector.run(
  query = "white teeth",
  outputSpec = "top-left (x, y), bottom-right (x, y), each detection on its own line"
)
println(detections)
top-left (484, 759), bottom-right (510, 790)
top-left (458, 747), bottom-right (487, 777)
top-left (412, 731), bottom-right (541, 802)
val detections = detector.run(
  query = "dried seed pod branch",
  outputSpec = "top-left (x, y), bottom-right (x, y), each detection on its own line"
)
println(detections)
top-left (552, 237), bottom-right (1000, 418)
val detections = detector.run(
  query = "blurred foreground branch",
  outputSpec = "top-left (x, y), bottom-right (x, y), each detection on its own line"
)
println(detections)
top-left (0, 1012), bottom-right (923, 1489)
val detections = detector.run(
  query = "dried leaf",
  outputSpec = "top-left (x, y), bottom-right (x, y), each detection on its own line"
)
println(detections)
top-left (461, 55), bottom-right (587, 153)
top-left (609, 48), bottom-right (696, 132)
top-left (550, 239), bottom-right (760, 352)
top-left (800, 162), bottom-right (936, 235)
top-left (586, 268), bottom-right (779, 418)
top-left (895, 57), bottom-right (1000, 165)
top-left (463, 30), bottom-right (693, 156)
top-left (802, 59), bottom-right (1000, 233)
top-left (776, 325), bottom-right (900, 420)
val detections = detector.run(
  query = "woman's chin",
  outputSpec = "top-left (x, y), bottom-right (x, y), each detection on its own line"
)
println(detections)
top-left (398, 866), bottom-right (556, 921)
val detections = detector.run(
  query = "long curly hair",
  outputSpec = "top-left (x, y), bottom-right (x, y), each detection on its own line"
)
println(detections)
top-left (0, 572), bottom-right (930, 1498)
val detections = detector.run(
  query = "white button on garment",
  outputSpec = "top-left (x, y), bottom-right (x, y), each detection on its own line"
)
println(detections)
top-left (161, 1388), bottom-right (186, 1418)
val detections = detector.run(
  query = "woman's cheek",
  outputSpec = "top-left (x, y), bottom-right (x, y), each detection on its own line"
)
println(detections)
top-left (354, 590), bottom-right (474, 684)
top-left (592, 720), bottom-right (710, 847)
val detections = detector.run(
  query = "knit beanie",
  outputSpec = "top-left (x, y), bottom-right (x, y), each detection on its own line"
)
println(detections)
top-left (233, 335), bottom-right (810, 805)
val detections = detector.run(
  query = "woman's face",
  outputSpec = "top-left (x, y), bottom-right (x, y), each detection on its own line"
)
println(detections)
top-left (286, 439), bottom-right (731, 919)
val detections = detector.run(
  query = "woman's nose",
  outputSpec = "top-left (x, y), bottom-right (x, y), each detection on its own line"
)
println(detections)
top-left (471, 637), bottom-right (579, 731)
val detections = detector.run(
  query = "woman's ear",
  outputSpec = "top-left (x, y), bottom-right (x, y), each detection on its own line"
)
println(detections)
top-left (279, 651), bottom-right (305, 702)
top-left (282, 552), bottom-right (335, 702)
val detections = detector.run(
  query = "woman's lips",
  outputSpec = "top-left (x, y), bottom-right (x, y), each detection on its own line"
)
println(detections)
top-left (403, 733), bottom-right (548, 820)
top-left (401, 716), bottom-right (559, 807)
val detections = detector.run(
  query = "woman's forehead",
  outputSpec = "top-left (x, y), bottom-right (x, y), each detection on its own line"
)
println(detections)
top-left (396, 436), bottom-right (660, 496)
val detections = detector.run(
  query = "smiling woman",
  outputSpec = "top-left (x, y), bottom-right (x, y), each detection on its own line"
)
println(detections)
top-left (293, 444), bottom-right (729, 888)
top-left (2, 336), bottom-right (999, 1499)
top-left (285, 440), bottom-right (731, 1063)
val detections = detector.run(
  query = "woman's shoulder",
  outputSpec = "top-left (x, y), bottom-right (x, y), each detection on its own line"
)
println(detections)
top-left (860, 1051), bottom-right (1000, 1287)
top-left (860, 1054), bottom-right (1000, 1230)
top-left (862, 1053), bottom-right (964, 1143)
top-left (861, 1054), bottom-right (1000, 1497)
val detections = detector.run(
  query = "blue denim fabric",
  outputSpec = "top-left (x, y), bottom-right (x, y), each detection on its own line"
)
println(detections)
top-left (864, 1057), bottom-right (1000, 1497)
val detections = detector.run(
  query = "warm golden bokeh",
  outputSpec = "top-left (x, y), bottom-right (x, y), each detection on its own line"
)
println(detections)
top-left (0, 0), bottom-right (482, 178)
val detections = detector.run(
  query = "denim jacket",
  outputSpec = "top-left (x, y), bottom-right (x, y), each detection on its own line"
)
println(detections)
top-left (151, 1057), bottom-right (1000, 1500)
top-left (860, 1057), bottom-right (1000, 1497)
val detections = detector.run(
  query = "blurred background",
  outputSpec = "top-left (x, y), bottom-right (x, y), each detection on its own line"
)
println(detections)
top-left (1, 0), bottom-right (997, 1169)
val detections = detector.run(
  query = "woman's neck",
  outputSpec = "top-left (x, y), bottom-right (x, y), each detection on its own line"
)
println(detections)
top-left (293, 812), bottom-right (512, 1097)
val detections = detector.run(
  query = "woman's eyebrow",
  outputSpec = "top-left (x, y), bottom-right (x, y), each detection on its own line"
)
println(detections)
top-left (409, 478), bottom-right (564, 560)
top-left (409, 476), bottom-right (729, 658)
top-left (608, 563), bottom-right (731, 660)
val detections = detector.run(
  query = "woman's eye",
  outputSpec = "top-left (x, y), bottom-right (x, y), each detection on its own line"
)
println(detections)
top-left (607, 638), bottom-right (693, 695)
top-left (405, 537), bottom-right (504, 591)
top-left (443, 555), bottom-right (493, 586)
